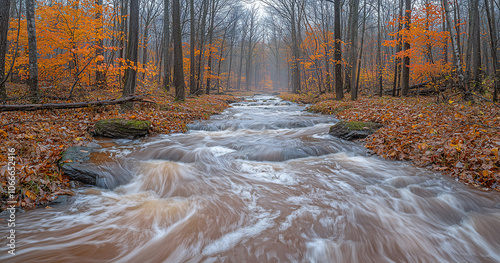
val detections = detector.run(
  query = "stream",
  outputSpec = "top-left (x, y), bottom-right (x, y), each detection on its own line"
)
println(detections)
top-left (2, 95), bottom-right (500, 262)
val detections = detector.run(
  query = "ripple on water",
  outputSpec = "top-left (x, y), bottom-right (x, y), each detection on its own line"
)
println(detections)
top-left (5, 95), bottom-right (500, 263)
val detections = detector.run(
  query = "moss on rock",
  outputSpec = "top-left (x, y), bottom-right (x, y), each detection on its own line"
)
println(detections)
top-left (329, 121), bottom-right (382, 141)
top-left (93, 118), bottom-right (151, 139)
top-left (343, 121), bottom-right (380, 131)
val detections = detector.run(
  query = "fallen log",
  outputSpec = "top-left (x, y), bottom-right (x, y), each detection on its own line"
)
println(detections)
top-left (0, 96), bottom-right (152, 112)
top-left (384, 81), bottom-right (433, 94)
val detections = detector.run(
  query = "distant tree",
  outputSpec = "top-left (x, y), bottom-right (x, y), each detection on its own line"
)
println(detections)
top-left (123, 0), bottom-right (139, 107)
top-left (189, 0), bottom-right (196, 95)
top-left (401, 0), bottom-right (411, 96)
top-left (333, 0), bottom-right (343, 100)
top-left (347, 0), bottom-right (359, 100)
top-left (162, 0), bottom-right (171, 92)
top-left (140, 0), bottom-right (161, 80)
top-left (0, 0), bottom-right (11, 100)
top-left (244, 7), bottom-right (259, 92)
top-left (262, 0), bottom-right (302, 94)
top-left (26, 0), bottom-right (40, 103)
top-left (95, 0), bottom-right (105, 87)
top-left (377, 0), bottom-right (382, 96)
top-left (469, 0), bottom-right (481, 87)
top-left (485, 0), bottom-right (498, 102)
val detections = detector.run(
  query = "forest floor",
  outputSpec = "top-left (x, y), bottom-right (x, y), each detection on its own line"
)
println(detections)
top-left (281, 93), bottom-right (500, 190)
top-left (0, 86), bottom-right (238, 211)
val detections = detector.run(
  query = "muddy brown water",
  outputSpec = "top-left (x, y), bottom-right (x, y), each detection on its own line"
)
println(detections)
top-left (2, 95), bottom-right (500, 262)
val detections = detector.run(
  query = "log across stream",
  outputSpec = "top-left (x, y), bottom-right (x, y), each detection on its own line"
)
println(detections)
top-left (2, 95), bottom-right (500, 262)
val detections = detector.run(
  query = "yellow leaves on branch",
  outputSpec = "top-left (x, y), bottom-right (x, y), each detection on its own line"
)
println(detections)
top-left (6, 0), bottom-right (121, 85)
top-left (384, 2), bottom-right (452, 82)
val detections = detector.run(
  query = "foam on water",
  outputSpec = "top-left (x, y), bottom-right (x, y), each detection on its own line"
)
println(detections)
top-left (3, 95), bottom-right (500, 263)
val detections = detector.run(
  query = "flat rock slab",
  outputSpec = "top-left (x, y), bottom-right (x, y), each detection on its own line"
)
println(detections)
top-left (59, 146), bottom-right (134, 188)
top-left (58, 146), bottom-right (101, 185)
top-left (93, 118), bottom-right (151, 139)
top-left (329, 121), bottom-right (382, 141)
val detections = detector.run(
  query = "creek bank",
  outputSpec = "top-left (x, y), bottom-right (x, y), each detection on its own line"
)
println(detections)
top-left (299, 94), bottom-right (500, 190)
top-left (1, 94), bottom-right (238, 210)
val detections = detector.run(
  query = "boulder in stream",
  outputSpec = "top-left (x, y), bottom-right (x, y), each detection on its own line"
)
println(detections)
top-left (58, 146), bottom-right (134, 188)
top-left (92, 118), bottom-right (151, 139)
top-left (58, 146), bottom-right (101, 185)
top-left (329, 121), bottom-right (382, 141)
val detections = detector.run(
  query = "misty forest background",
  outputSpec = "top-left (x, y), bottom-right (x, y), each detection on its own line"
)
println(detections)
top-left (0, 0), bottom-right (498, 102)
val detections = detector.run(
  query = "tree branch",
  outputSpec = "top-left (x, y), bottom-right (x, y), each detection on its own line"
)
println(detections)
top-left (0, 96), bottom-right (152, 112)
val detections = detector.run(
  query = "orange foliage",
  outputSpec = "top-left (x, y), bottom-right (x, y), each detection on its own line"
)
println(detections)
top-left (385, 2), bottom-right (452, 83)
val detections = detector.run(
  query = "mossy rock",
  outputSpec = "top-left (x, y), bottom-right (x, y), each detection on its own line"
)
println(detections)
top-left (329, 121), bottom-right (382, 141)
top-left (93, 118), bottom-right (151, 139)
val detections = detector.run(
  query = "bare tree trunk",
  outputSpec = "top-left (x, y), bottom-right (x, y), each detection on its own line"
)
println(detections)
top-left (377, 0), bottom-right (383, 96)
top-left (123, 0), bottom-right (139, 109)
top-left (118, 0), bottom-right (128, 88)
top-left (334, 0), bottom-right (343, 100)
top-left (453, 0), bottom-right (462, 65)
top-left (245, 10), bottom-right (257, 92)
top-left (355, 0), bottom-right (367, 95)
top-left (392, 0), bottom-right (404, 96)
top-left (290, 7), bottom-right (301, 94)
top-left (0, 0), bottom-right (11, 100)
top-left (442, 0), bottom-right (465, 84)
top-left (236, 22), bottom-right (247, 91)
top-left (195, 1), bottom-right (209, 94)
top-left (424, 0), bottom-right (434, 63)
top-left (189, 0), bottom-right (197, 95)
top-left (321, 3), bottom-right (332, 93)
top-left (401, 0), bottom-right (411, 97)
top-left (141, 22), bottom-right (149, 80)
top-left (172, 0), bottom-right (185, 100)
top-left (485, 0), bottom-right (499, 102)
top-left (226, 16), bottom-right (237, 91)
top-left (206, 31), bottom-right (214, 94)
top-left (162, 0), bottom-right (171, 92)
top-left (216, 32), bottom-right (226, 93)
top-left (470, 0), bottom-right (482, 88)
top-left (442, 10), bottom-right (448, 64)
top-left (349, 0), bottom-right (359, 100)
top-left (215, 19), bottom-right (231, 93)
top-left (26, 0), bottom-right (39, 103)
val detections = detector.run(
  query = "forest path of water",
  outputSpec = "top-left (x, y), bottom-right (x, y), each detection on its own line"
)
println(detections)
top-left (2, 95), bottom-right (500, 263)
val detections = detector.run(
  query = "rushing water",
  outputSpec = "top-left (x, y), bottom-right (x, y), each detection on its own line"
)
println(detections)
top-left (2, 95), bottom-right (500, 263)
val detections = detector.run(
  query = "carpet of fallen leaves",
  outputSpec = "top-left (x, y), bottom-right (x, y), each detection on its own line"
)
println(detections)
top-left (303, 95), bottom-right (500, 190)
top-left (0, 91), bottom-right (237, 211)
top-left (280, 92), bottom-right (335, 105)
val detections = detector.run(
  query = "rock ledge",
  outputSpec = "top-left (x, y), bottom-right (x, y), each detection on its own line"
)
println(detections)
top-left (329, 121), bottom-right (382, 141)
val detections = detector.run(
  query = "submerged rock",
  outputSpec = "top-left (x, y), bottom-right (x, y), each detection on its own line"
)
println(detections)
top-left (58, 146), bottom-right (100, 185)
top-left (93, 118), bottom-right (151, 139)
top-left (58, 146), bottom-right (133, 188)
top-left (329, 121), bottom-right (382, 141)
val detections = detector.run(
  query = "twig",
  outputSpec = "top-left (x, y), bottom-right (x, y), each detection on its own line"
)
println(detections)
top-left (466, 92), bottom-right (500, 108)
